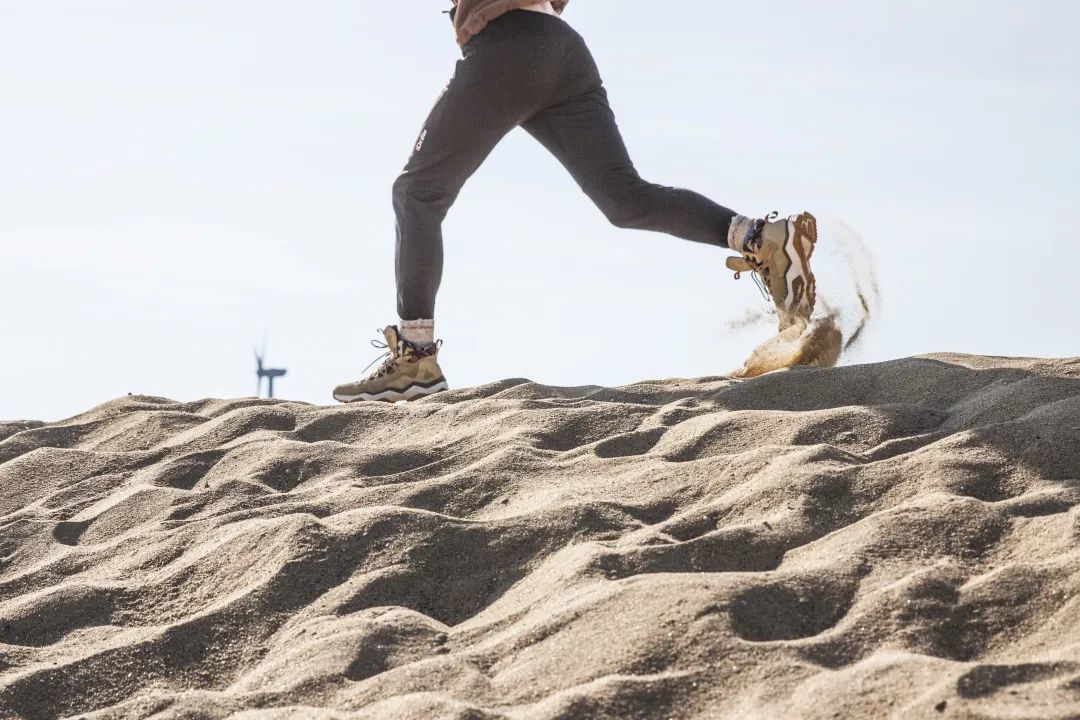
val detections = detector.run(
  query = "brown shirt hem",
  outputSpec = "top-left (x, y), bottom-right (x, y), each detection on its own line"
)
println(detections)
top-left (453, 0), bottom-right (569, 46)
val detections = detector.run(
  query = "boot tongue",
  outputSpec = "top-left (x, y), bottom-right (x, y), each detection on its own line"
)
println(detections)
top-left (383, 326), bottom-right (401, 354)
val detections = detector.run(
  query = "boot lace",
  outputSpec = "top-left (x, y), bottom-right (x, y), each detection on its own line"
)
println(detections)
top-left (362, 337), bottom-right (397, 380)
top-left (733, 211), bottom-right (779, 302)
top-left (360, 331), bottom-right (441, 381)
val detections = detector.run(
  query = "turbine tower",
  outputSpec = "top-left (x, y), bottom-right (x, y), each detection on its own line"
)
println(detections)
top-left (254, 341), bottom-right (287, 399)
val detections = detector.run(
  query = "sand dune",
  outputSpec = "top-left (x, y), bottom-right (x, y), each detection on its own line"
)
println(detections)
top-left (1, 354), bottom-right (1079, 719)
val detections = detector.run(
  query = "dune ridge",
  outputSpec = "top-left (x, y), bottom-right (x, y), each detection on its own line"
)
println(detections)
top-left (1, 354), bottom-right (1079, 719)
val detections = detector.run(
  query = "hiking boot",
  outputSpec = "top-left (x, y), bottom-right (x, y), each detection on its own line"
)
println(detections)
top-left (332, 326), bottom-right (448, 403)
top-left (727, 212), bottom-right (818, 330)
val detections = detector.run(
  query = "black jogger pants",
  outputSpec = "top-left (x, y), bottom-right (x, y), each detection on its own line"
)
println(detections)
top-left (394, 9), bottom-right (736, 320)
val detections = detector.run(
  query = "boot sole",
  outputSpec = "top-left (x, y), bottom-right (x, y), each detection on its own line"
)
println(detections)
top-left (782, 212), bottom-right (818, 319)
top-left (334, 378), bottom-right (449, 404)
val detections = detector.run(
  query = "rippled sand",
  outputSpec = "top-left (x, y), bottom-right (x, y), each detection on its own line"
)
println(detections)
top-left (1, 354), bottom-right (1078, 719)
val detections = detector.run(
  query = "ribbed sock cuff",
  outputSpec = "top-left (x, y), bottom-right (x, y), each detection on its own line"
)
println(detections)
top-left (726, 215), bottom-right (755, 252)
top-left (400, 318), bottom-right (435, 345)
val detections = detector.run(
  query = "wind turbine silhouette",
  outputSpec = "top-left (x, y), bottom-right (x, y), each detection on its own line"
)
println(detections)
top-left (254, 340), bottom-right (287, 399)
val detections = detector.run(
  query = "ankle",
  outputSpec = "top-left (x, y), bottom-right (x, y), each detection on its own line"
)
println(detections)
top-left (726, 215), bottom-right (756, 252)
top-left (400, 318), bottom-right (435, 346)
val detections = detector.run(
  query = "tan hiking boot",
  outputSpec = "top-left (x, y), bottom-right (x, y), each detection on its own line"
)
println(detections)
top-left (727, 212), bottom-right (818, 331)
top-left (332, 326), bottom-right (448, 403)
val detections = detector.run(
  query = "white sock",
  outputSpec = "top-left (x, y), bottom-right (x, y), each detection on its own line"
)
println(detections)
top-left (400, 318), bottom-right (435, 345)
top-left (727, 215), bottom-right (755, 252)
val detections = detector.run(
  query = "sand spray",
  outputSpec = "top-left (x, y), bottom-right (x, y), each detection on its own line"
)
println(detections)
top-left (730, 216), bottom-right (881, 378)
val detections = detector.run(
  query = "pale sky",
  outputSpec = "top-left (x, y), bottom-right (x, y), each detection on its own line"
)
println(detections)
top-left (2, 1), bottom-right (1078, 421)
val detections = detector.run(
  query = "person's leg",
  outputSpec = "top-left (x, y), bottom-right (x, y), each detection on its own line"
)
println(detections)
top-left (334, 42), bottom-right (533, 403)
top-left (394, 51), bottom-right (526, 328)
top-left (520, 24), bottom-right (820, 336)
top-left (522, 85), bottom-right (738, 248)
